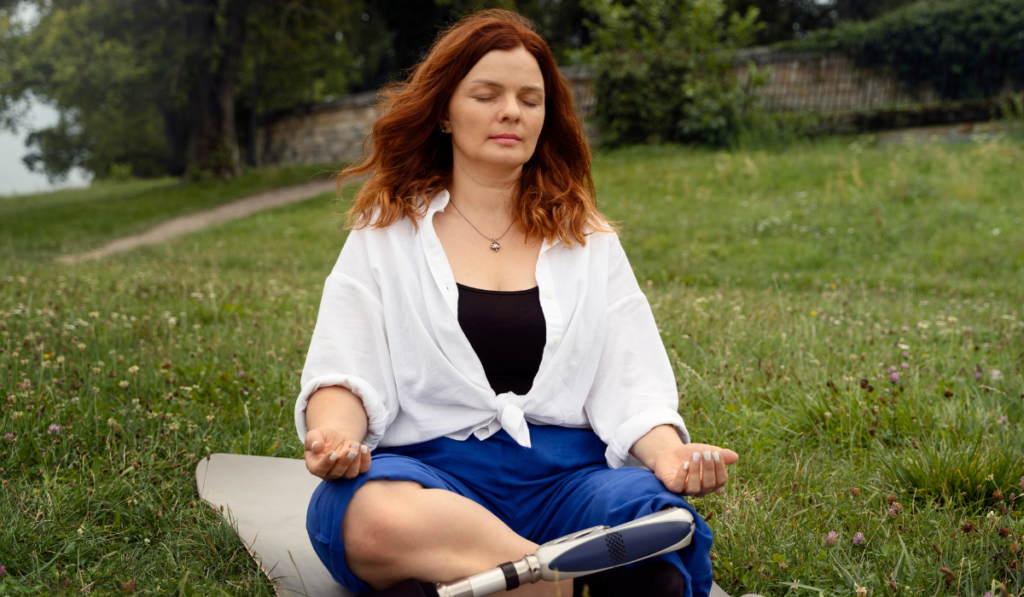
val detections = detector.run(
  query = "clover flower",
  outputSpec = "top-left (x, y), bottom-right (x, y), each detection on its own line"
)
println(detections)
top-left (825, 531), bottom-right (838, 546)
top-left (0, 564), bottom-right (5, 577)
top-left (853, 532), bottom-right (865, 546)
top-left (889, 372), bottom-right (899, 384)
top-left (47, 424), bottom-right (61, 435)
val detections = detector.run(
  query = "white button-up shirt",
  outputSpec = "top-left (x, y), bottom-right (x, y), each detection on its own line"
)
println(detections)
top-left (295, 189), bottom-right (689, 469)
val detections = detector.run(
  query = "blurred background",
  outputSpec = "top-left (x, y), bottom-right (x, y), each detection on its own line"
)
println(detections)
top-left (3, 0), bottom-right (1022, 194)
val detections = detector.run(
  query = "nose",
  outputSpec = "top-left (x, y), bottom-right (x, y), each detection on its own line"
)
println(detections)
top-left (499, 93), bottom-right (521, 123)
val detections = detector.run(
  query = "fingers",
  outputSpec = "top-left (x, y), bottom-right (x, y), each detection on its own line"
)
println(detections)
top-left (358, 443), bottom-right (371, 474)
top-left (678, 446), bottom-right (734, 497)
top-left (342, 443), bottom-right (362, 479)
top-left (713, 450), bottom-right (728, 490)
top-left (304, 430), bottom-right (325, 454)
top-left (718, 448), bottom-right (739, 465)
top-left (303, 431), bottom-right (372, 481)
top-left (685, 451), bottom-right (701, 495)
top-left (700, 450), bottom-right (717, 495)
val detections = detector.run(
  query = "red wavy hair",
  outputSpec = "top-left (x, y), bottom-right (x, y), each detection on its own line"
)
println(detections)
top-left (337, 9), bottom-right (612, 247)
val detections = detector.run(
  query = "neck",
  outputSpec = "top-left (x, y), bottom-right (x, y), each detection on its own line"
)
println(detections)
top-left (447, 156), bottom-right (521, 223)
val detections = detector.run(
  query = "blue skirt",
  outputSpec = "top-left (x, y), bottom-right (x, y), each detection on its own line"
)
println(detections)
top-left (306, 425), bottom-right (714, 596)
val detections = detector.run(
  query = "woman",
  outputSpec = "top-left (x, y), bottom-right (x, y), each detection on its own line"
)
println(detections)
top-left (297, 9), bottom-right (738, 597)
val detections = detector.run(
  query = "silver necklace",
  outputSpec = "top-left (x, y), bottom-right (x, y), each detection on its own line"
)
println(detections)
top-left (448, 199), bottom-right (515, 252)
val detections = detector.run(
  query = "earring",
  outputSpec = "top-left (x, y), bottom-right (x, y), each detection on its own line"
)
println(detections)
top-left (439, 124), bottom-right (449, 133)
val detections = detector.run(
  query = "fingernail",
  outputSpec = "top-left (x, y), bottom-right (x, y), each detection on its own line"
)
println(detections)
top-left (328, 452), bottom-right (339, 462)
top-left (346, 451), bottom-right (358, 460)
top-left (360, 445), bottom-right (368, 454)
top-left (692, 452), bottom-right (701, 462)
top-left (703, 451), bottom-right (712, 462)
top-left (311, 441), bottom-right (320, 452)
top-left (352, 444), bottom-right (360, 452)
top-left (683, 461), bottom-right (690, 470)
top-left (712, 451), bottom-right (720, 462)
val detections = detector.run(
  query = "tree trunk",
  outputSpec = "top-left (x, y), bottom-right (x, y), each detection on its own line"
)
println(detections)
top-left (183, 0), bottom-right (249, 179)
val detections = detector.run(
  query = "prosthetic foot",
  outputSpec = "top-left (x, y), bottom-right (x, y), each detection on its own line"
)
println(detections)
top-left (435, 507), bottom-right (695, 597)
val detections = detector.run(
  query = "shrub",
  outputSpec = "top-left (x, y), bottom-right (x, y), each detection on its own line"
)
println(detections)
top-left (799, 0), bottom-right (1024, 102)
top-left (576, 0), bottom-right (763, 147)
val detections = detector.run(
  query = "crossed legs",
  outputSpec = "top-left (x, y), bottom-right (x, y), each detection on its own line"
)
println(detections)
top-left (343, 479), bottom-right (574, 596)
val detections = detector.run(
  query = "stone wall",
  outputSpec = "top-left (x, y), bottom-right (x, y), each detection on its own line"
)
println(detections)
top-left (255, 90), bottom-right (379, 167)
top-left (254, 49), bottom-right (977, 167)
top-left (254, 66), bottom-right (597, 168)
top-left (730, 48), bottom-right (940, 113)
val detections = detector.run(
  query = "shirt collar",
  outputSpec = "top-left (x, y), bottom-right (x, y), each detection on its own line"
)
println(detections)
top-left (426, 188), bottom-right (450, 216)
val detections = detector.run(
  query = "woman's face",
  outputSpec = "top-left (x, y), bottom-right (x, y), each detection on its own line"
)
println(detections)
top-left (444, 46), bottom-right (546, 176)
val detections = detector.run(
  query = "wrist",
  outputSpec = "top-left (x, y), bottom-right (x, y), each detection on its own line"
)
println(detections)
top-left (630, 424), bottom-right (686, 470)
top-left (309, 426), bottom-right (366, 444)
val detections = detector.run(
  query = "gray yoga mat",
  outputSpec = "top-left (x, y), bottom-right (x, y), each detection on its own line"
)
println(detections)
top-left (195, 453), bottom-right (747, 597)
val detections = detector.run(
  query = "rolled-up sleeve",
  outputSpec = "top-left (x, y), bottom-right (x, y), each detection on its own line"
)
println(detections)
top-left (584, 235), bottom-right (690, 469)
top-left (294, 229), bottom-right (398, 450)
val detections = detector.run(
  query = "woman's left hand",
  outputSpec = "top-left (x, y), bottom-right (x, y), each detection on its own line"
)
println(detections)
top-left (652, 443), bottom-right (739, 497)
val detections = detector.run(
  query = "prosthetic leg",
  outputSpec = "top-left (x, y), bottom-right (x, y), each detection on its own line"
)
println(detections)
top-left (435, 507), bottom-right (695, 597)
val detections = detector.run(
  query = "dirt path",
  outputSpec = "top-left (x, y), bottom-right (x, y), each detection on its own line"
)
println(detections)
top-left (58, 176), bottom-right (363, 264)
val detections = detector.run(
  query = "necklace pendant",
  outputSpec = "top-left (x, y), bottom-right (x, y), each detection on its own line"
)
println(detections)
top-left (490, 241), bottom-right (501, 251)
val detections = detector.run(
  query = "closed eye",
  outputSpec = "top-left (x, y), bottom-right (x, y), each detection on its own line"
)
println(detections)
top-left (475, 97), bottom-right (541, 107)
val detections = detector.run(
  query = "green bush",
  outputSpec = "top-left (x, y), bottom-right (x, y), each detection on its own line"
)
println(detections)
top-left (576, 0), bottom-right (763, 147)
top-left (799, 0), bottom-right (1024, 102)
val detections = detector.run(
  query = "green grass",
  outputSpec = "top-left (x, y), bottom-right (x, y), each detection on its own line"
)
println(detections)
top-left (0, 164), bottom-right (342, 260)
top-left (1, 135), bottom-right (1023, 597)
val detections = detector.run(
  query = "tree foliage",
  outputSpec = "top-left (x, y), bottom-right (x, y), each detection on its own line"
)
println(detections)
top-left (0, 0), bottom-right (599, 181)
top-left (577, 0), bottom-right (763, 147)
top-left (724, 0), bottom-right (918, 45)
top-left (0, 0), bottom-right (384, 181)
top-left (799, 0), bottom-right (1024, 102)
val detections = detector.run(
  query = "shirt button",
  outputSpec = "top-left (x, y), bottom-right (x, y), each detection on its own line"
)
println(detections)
top-left (552, 336), bottom-right (560, 344)
top-left (546, 291), bottom-right (554, 299)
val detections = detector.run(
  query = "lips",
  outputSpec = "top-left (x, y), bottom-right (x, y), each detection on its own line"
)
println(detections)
top-left (491, 134), bottom-right (521, 140)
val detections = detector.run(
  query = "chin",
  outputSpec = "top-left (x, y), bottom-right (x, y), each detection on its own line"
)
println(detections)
top-left (482, 149), bottom-right (532, 168)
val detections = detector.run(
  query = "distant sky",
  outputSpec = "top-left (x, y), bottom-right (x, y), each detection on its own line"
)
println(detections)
top-left (0, 98), bottom-right (93, 197)
top-left (1, 3), bottom-right (91, 197)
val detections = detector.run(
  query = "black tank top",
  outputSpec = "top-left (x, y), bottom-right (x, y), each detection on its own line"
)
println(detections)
top-left (456, 283), bottom-right (546, 395)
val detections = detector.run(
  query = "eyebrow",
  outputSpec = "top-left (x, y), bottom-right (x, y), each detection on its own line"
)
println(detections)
top-left (469, 78), bottom-right (545, 94)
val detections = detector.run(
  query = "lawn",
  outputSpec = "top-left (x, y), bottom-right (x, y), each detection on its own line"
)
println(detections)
top-left (1, 133), bottom-right (1022, 597)
top-left (0, 163), bottom-right (341, 260)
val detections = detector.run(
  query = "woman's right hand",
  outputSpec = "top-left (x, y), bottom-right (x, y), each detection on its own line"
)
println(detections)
top-left (303, 427), bottom-right (371, 481)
